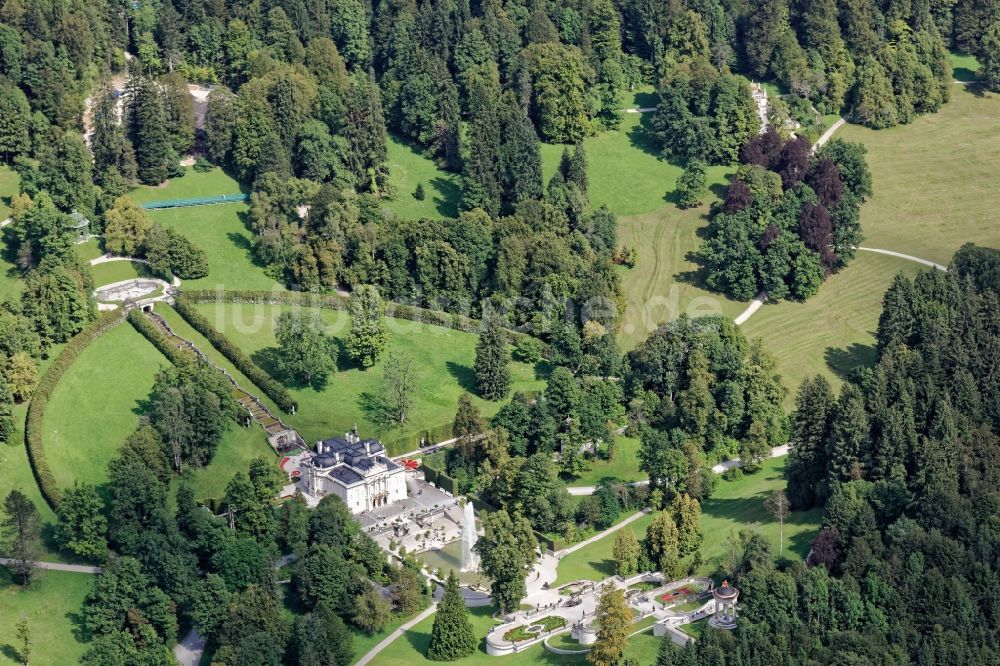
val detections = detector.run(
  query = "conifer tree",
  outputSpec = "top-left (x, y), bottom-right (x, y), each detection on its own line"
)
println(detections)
top-left (462, 75), bottom-right (502, 215)
top-left (427, 571), bottom-right (476, 661)
top-left (452, 394), bottom-right (484, 460)
top-left (588, 586), bottom-right (631, 666)
top-left (343, 74), bottom-right (389, 195)
top-left (786, 375), bottom-right (836, 509)
top-left (645, 510), bottom-right (681, 577)
top-left (474, 311), bottom-right (510, 401)
top-left (128, 77), bottom-right (174, 185)
top-left (827, 384), bottom-right (870, 485)
top-left (346, 285), bottom-right (389, 369)
top-left (672, 493), bottom-right (702, 557)
top-left (612, 527), bottom-right (641, 576)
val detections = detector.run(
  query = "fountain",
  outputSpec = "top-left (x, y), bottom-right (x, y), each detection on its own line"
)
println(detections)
top-left (460, 501), bottom-right (478, 571)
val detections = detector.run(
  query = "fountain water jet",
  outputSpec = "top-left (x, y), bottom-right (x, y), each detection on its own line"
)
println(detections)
top-left (460, 501), bottom-right (478, 571)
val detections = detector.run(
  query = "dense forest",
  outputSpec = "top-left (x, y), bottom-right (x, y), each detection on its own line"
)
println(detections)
top-left (655, 244), bottom-right (1000, 665)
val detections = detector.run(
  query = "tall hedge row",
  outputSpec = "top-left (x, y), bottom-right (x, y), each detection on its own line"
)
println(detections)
top-left (127, 308), bottom-right (200, 367)
top-left (180, 288), bottom-right (532, 342)
top-left (172, 297), bottom-right (298, 414)
top-left (25, 310), bottom-right (125, 509)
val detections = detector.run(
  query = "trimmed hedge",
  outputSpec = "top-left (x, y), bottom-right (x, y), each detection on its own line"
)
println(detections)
top-left (384, 421), bottom-right (453, 457)
top-left (127, 308), bottom-right (200, 367)
top-left (25, 310), bottom-right (125, 509)
top-left (180, 288), bottom-right (534, 342)
top-left (172, 297), bottom-right (297, 414)
top-left (421, 461), bottom-right (459, 495)
top-left (535, 531), bottom-right (567, 553)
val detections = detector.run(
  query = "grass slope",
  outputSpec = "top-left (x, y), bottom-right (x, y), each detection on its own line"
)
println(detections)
top-left (617, 202), bottom-right (744, 349)
top-left (555, 456), bottom-right (822, 585)
top-left (149, 203), bottom-right (281, 291)
top-left (43, 324), bottom-right (167, 489)
top-left (383, 134), bottom-right (462, 220)
top-left (837, 85), bottom-right (1000, 265)
top-left (88, 260), bottom-right (150, 286)
top-left (566, 436), bottom-right (644, 487)
top-left (741, 252), bottom-right (924, 405)
top-left (190, 302), bottom-right (546, 455)
top-left (129, 166), bottom-right (246, 204)
top-left (0, 568), bottom-right (92, 666)
top-left (699, 456), bottom-right (822, 572)
top-left (950, 51), bottom-right (980, 82)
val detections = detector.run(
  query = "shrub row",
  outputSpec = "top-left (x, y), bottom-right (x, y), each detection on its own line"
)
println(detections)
top-left (535, 531), bottom-right (567, 554)
top-left (172, 297), bottom-right (298, 414)
top-left (25, 310), bottom-right (125, 509)
top-left (127, 309), bottom-right (200, 368)
top-left (384, 421), bottom-right (454, 457)
top-left (180, 288), bottom-right (534, 342)
top-left (421, 460), bottom-right (459, 495)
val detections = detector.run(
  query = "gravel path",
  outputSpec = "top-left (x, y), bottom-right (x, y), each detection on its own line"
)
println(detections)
top-left (0, 557), bottom-right (101, 574)
top-left (855, 247), bottom-right (947, 271)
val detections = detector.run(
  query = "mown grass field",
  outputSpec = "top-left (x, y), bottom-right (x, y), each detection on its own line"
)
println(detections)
top-left (741, 252), bottom-right (924, 406)
top-left (617, 201), bottom-right (745, 349)
top-left (73, 238), bottom-right (104, 263)
top-left (383, 134), bottom-right (462, 220)
top-left (837, 85), bottom-right (1000, 265)
top-left (43, 323), bottom-right (167, 489)
top-left (0, 568), bottom-right (93, 666)
top-left (189, 302), bottom-right (546, 455)
top-left (371, 604), bottom-right (663, 666)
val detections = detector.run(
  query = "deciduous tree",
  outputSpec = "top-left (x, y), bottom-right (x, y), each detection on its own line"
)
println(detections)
top-left (346, 285), bottom-right (388, 368)
top-left (588, 585), bottom-right (631, 666)
top-left (1, 490), bottom-right (41, 585)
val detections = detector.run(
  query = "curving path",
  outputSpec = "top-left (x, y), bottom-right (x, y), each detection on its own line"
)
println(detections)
top-left (855, 247), bottom-right (947, 271)
top-left (355, 603), bottom-right (439, 666)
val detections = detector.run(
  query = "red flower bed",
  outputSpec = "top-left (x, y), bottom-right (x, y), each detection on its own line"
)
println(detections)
top-left (658, 586), bottom-right (697, 603)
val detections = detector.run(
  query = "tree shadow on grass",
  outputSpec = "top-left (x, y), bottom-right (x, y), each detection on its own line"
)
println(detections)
top-left (445, 361), bottom-right (477, 394)
top-left (824, 342), bottom-right (877, 380)
top-left (0, 644), bottom-right (22, 663)
top-left (430, 176), bottom-right (461, 218)
top-left (251, 347), bottom-right (285, 382)
top-left (67, 608), bottom-right (92, 644)
top-left (359, 391), bottom-right (395, 430)
top-left (626, 113), bottom-right (665, 160)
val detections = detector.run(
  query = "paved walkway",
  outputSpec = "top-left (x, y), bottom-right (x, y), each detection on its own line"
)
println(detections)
top-left (813, 117), bottom-right (846, 151)
top-left (0, 218), bottom-right (10, 228)
top-left (624, 107), bottom-right (656, 113)
top-left (855, 247), bottom-right (947, 271)
top-left (559, 509), bottom-right (652, 557)
top-left (734, 292), bottom-right (767, 326)
top-left (355, 603), bottom-right (438, 666)
top-left (0, 557), bottom-right (101, 574)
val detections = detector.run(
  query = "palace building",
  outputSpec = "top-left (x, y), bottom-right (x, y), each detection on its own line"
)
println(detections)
top-left (300, 431), bottom-right (407, 514)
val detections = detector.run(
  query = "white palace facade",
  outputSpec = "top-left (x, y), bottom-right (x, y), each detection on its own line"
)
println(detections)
top-left (301, 431), bottom-right (407, 514)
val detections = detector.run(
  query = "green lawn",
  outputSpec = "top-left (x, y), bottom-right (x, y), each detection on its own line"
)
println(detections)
top-left (149, 203), bottom-right (281, 291)
top-left (189, 302), bottom-right (546, 454)
top-left (74, 238), bottom-right (104, 263)
top-left (43, 324), bottom-right (168, 489)
top-left (741, 252), bottom-right (924, 406)
top-left (566, 436), bottom-right (644, 487)
top-left (129, 166), bottom-right (247, 204)
top-left (699, 456), bottom-right (822, 574)
top-left (540, 90), bottom-right (733, 218)
top-left (88, 260), bottom-right (150, 286)
top-left (383, 134), bottom-right (462, 220)
top-left (349, 608), bottom-right (426, 666)
top-left (617, 202), bottom-right (745, 350)
top-left (679, 618), bottom-right (708, 639)
top-left (554, 512), bottom-right (656, 586)
top-left (837, 85), bottom-right (1000, 266)
top-left (950, 51), bottom-right (980, 82)
top-left (371, 605), bottom-right (664, 666)
top-left (0, 568), bottom-right (93, 665)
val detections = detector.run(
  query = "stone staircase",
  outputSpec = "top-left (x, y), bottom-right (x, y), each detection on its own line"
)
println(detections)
top-left (144, 309), bottom-right (305, 452)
